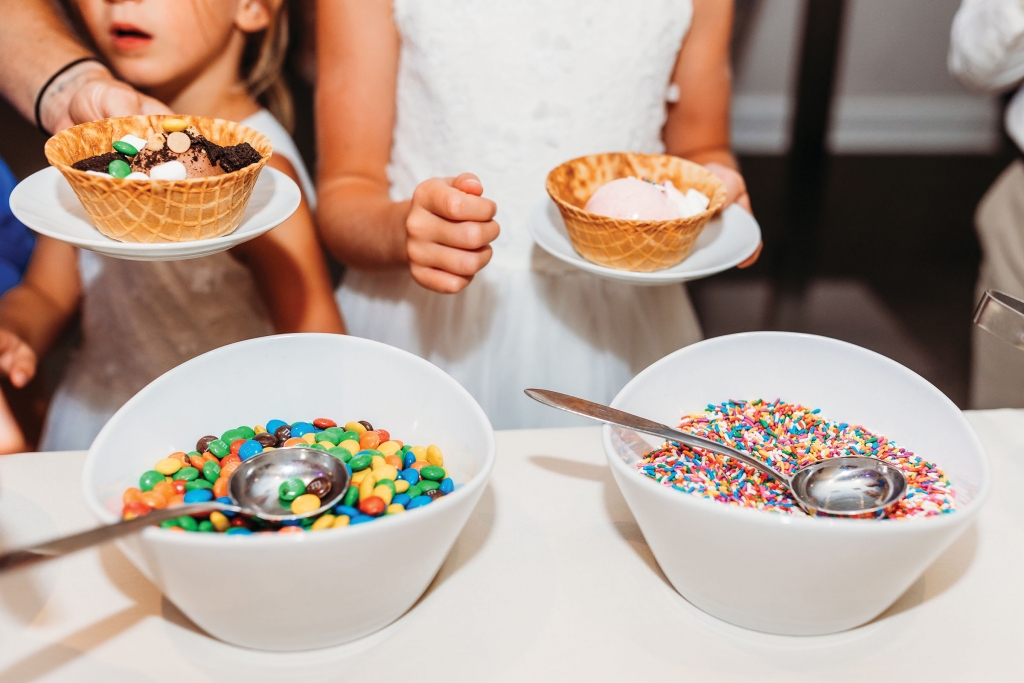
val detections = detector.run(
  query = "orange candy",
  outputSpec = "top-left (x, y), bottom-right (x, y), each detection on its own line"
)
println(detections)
top-left (122, 501), bottom-right (150, 519)
top-left (167, 494), bottom-right (185, 507)
top-left (283, 437), bottom-right (305, 447)
top-left (278, 526), bottom-right (304, 534)
top-left (220, 461), bottom-right (240, 479)
top-left (202, 453), bottom-right (218, 465)
top-left (167, 526), bottom-right (186, 533)
top-left (220, 453), bottom-right (241, 467)
top-left (359, 431), bottom-right (381, 450)
top-left (140, 491), bottom-right (168, 509)
top-left (152, 480), bottom-right (176, 500)
top-left (213, 476), bottom-right (229, 498)
top-left (123, 487), bottom-right (143, 505)
top-left (384, 455), bottom-right (403, 470)
top-left (410, 461), bottom-right (428, 471)
top-left (189, 454), bottom-right (205, 470)
top-left (172, 480), bottom-right (186, 495)
top-left (170, 451), bottom-right (190, 465)
top-left (229, 439), bottom-right (246, 455)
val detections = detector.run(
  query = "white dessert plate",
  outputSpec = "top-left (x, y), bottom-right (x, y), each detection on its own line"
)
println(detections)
top-left (529, 198), bottom-right (761, 284)
top-left (9, 166), bottom-right (300, 261)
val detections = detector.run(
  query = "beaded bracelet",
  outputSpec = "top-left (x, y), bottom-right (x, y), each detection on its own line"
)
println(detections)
top-left (34, 56), bottom-right (105, 135)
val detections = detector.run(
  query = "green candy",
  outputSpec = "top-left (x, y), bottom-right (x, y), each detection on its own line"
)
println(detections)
top-left (112, 140), bottom-right (138, 155)
top-left (278, 478), bottom-right (305, 502)
top-left (342, 485), bottom-right (359, 508)
top-left (139, 470), bottom-right (164, 492)
top-left (160, 519), bottom-right (180, 529)
top-left (221, 428), bottom-right (244, 445)
top-left (315, 430), bottom-right (340, 446)
top-left (237, 426), bottom-right (256, 440)
top-left (202, 460), bottom-right (221, 482)
top-left (349, 454), bottom-right (372, 471)
top-left (197, 520), bottom-right (215, 533)
top-left (328, 446), bottom-right (352, 462)
top-left (419, 479), bottom-right (440, 492)
top-left (419, 465), bottom-right (446, 481)
top-left (107, 159), bottom-right (131, 178)
top-left (406, 484), bottom-right (423, 498)
top-left (207, 439), bottom-right (229, 458)
top-left (177, 516), bottom-right (198, 532)
top-left (185, 479), bottom-right (213, 491)
top-left (308, 443), bottom-right (328, 452)
top-left (339, 430), bottom-right (360, 443)
top-left (173, 466), bottom-right (199, 481)
top-left (360, 449), bottom-right (384, 458)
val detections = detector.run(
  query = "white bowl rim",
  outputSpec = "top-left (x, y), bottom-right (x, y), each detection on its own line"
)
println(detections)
top-left (602, 331), bottom-right (991, 533)
top-left (80, 333), bottom-right (496, 546)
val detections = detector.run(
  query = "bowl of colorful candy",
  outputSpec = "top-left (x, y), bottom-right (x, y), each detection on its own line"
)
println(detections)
top-left (602, 331), bottom-right (989, 635)
top-left (81, 333), bottom-right (494, 650)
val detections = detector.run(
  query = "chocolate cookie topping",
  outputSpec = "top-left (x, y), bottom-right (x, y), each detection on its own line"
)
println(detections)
top-left (72, 151), bottom-right (128, 172)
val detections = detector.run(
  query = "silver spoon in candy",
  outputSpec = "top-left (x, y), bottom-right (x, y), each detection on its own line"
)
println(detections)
top-left (0, 446), bottom-right (350, 573)
top-left (525, 389), bottom-right (908, 517)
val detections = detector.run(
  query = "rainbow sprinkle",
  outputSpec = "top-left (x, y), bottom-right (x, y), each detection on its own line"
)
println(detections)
top-left (637, 399), bottom-right (955, 519)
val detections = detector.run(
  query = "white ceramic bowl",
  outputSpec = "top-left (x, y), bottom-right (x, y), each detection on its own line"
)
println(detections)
top-left (603, 332), bottom-right (989, 636)
top-left (82, 334), bottom-right (494, 650)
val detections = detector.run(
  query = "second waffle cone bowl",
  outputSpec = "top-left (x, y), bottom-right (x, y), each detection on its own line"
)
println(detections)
top-left (44, 115), bottom-right (272, 243)
top-left (545, 152), bottom-right (727, 272)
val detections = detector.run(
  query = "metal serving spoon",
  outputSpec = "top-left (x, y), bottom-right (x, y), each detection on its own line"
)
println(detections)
top-left (525, 389), bottom-right (907, 517)
top-left (0, 446), bottom-right (350, 573)
top-left (974, 289), bottom-right (1024, 351)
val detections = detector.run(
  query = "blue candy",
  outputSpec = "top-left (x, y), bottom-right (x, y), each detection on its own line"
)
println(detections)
top-left (403, 451), bottom-right (417, 469)
top-left (439, 477), bottom-right (454, 495)
top-left (392, 493), bottom-right (411, 507)
top-left (349, 514), bottom-right (376, 525)
top-left (290, 422), bottom-right (315, 437)
top-left (238, 439), bottom-right (263, 460)
top-left (333, 505), bottom-right (360, 517)
top-left (399, 468), bottom-right (419, 485)
top-left (280, 518), bottom-right (302, 527)
top-left (216, 496), bottom-right (236, 516)
top-left (183, 489), bottom-right (214, 504)
top-left (266, 419), bottom-right (287, 434)
top-left (406, 496), bottom-right (431, 509)
top-left (225, 527), bottom-right (252, 535)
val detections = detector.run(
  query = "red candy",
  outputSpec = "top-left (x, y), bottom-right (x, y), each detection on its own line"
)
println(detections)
top-left (359, 496), bottom-right (386, 517)
top-left (122, 501), bottom-right (150, 519)
top-left (313, 418), bottom-right (336, 429)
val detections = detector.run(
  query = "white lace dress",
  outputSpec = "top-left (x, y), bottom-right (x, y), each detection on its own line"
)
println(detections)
top-left (39, 110), bottom-right (316, 451)
top-left (337, 0), bottom-right (703, 429)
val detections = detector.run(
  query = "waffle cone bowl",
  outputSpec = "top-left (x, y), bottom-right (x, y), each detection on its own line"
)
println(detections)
top-left (44, 115), bottom-right (272, 243)
top-left (545, 152), bottom-right (727, 272)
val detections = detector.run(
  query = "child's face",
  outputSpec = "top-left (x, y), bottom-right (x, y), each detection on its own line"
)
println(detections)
top-left (74, 0), bottom-right (270, 90)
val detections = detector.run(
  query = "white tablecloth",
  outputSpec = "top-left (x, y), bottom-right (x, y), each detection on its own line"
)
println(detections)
top-left (0, 412), bottom-right (1022, 682)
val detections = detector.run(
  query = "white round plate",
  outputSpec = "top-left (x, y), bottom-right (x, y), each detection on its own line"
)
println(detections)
top-left (9, 166), bottom-right (300, 261)
top-left (528, 198), bottom-right (761, 284)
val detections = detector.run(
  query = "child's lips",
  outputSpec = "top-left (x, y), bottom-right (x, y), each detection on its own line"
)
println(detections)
top-left (110, 23), bottom-right (153, 51)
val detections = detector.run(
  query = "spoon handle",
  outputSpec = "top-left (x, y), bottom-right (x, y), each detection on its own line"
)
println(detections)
top-left (524, 389), bottom-right (788, 483)
top-left (0, 501), bottom-right (225, 574)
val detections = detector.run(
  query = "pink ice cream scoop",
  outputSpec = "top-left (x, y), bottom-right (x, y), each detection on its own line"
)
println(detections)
top-left (584, 177), bottom-right (681, 221)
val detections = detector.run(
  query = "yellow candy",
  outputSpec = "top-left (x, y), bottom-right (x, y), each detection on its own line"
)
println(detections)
top-left (161, 116), bottom-right (188, 132)
top-left (290, 493), bottom-right (321, 515)
top-left (386, 504), bottom-right (405, 515)
top-left (358, 474), bottom-right (375, 502)
top-left (154, 458), bottom-right (182, 475)
top-left (333, 515), bottom-right (350, 528)
top-left (344, 421), bottom-right (367, 434)
top-left (254, 425), bottom-right (267, 434)
top-left (301, 433), bottom-right (317, 445)
top-left (378, 440), bottom-right (402, 456)
top-left (426, 444), bottom-right (444, 467)
top-left (370, 455), bottom-right (386, 470)
top-left (394, 479), bottom-right (410, 494)
top-left (310, 514), bottom-right (336, 531)
top-left (373, 465), bottom-right (398, 483)
top-left (351, 469), bottom-right (372, 486)
top-left (372, 484), bottom-right (394, 506)
top-left (338, 439), bottom-right (360, 454)
top-left (409, 445), bottom-right (427, 460)
top-left (210, 511), bottom-right (229, 532)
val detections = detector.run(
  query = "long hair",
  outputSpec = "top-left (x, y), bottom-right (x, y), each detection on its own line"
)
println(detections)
top-left (241, 1), bottom-right (293, 132)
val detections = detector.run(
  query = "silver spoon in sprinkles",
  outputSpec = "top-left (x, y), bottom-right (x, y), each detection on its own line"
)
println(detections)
top-left (525, 389), bottom-right (908, 517)
top-left (0, 447), bottom-right (350, 573)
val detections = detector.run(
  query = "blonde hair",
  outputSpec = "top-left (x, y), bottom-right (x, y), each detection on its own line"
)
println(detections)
top-left (242, 0), bottom-right (293, 132)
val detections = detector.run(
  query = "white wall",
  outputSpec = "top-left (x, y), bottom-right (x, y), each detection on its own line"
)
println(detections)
top-left (731, 0), bottom-right (1002, 154)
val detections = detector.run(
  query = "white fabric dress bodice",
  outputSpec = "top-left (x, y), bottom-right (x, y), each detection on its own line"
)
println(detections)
top-left (338, 0), bottom-right (703, 429)
top-left (39, 110), bottom-right (314, 450)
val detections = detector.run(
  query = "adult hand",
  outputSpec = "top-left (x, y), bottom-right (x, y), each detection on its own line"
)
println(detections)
top-left (705, 162), bottom-right (761, 268)
top-left (0, 329), bottom-right (37, 389)
top-left (406, 173), bottom-right (500, 293)
top-left (39, 62), bottom-right (170, 134)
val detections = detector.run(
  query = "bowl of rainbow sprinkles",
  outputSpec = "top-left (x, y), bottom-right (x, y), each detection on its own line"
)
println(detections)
top-left (603, 331), bottom-right (988, 635)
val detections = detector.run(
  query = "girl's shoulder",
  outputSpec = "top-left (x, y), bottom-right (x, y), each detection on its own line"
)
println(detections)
top-left (239, 109), bottom-right (317, 209)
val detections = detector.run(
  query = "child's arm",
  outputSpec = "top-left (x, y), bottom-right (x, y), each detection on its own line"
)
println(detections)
top-left (232, 155), bottom-right (346, 335)
top-left (0, 236), bottom-right (81, 454)
top-left (314, 0), bottom-right (499, 294)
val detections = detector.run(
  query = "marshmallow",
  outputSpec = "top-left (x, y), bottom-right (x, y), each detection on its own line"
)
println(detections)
top-left (125, 172), bottom-right (150, 181)
top-left (118, 134), bottom-right (149, 153)
top-left (85, 170), bottom-right (109, 176)
top-left (149, 160), bottom-right (187, 180)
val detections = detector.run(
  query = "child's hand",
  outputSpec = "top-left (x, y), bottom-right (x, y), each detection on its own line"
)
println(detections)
top-left (0, 330), bottom-right (37, 388)
top-left (705, 162), bottom-right (761, 268)
top-left (406, 173), bottom-right (500, 293)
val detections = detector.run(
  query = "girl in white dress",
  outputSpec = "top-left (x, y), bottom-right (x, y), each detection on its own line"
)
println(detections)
top-left (316, 0), bottom-right (755, 429)
top-left (0, 0), bottom-right (344, 452)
